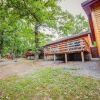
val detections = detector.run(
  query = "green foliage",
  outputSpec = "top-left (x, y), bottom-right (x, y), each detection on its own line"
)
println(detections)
top-left (0, 20), bottom-right (52, 56)
top-left (93, 41), bottom-right (97, 47)
top-left (0, 0), bottom-right (89, 57)
top-left (59, 13), bottom-right (89, 36)
top-left (0, 0), bottom-right (59, 56)
top-left (0, 68), bottom-right (100, 100)
top-left (74, 15), bottom-right (89, 33)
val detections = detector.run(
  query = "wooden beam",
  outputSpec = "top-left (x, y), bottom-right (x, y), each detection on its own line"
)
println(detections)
top-left (65, 53), bottom-right (68, 63)
top-left (89, 53), bottom-right (92, 61)
top-left (44, 53), bottom-right (46, 60)
top-left (81, 52), bottom-right (85, 62)
top-left (88, 34), bottom-right (93, 47)
top-left (54, 54), bottom-right (56, 62)
top-left (44, 55), bottom-right (48, 61)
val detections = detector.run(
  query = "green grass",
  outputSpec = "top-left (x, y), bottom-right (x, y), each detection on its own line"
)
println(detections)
top-left (0, 68), bottom-right (100, 100)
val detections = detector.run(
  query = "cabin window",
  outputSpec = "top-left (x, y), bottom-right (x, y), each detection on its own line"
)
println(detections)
top-left (67, 41), bottom-right (81, 47)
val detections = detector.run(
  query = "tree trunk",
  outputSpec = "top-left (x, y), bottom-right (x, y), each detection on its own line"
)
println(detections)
top-left (34, 23), bottom-right (39, 60)
top-left (0, 31), bottom-right (4, 58)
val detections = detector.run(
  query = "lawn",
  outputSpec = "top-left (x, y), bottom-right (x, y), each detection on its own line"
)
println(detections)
top-left (0, 68), bottom-right (100, 100)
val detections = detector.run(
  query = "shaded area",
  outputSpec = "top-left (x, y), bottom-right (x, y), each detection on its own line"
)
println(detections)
top-left (55, 52), bottom-right (90, 62)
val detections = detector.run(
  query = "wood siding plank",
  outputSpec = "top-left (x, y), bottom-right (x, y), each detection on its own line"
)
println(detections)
top-left (91, 5), bottom-right (100, 57)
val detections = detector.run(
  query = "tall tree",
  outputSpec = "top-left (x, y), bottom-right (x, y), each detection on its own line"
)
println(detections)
top-left (2, 0), bottom-right (61, 59)
top-left (74, 15), bottom-right (89, 33)
top-left (59, 12), bottom-right (89, 36)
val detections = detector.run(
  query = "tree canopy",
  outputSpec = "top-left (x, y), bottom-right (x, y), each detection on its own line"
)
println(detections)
top-left (0, 0), bottom-right (89, 58)
top-left (58, 11), bottom-right (89, 36)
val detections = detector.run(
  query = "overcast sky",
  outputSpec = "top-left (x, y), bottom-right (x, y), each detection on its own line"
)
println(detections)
top-left (58, 0), bottom-right (87, 18)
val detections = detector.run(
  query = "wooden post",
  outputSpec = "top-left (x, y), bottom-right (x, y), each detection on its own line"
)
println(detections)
top-left (89, 53), bottom-right (92, 61)
top-left (54, 54), bottom-right (56, 62)
top-left (88, 34), bottom-right (93, 47)
top-left (44, 53), bottom-right (46, 60)
top-left (44, 48), bottom-right (46, 60)
top-left (65, 53), bottom-right (68, 63)
top-left (81, 52), bottom-right (85, 62)
top-left (44, 54), bottom-right (47, 61)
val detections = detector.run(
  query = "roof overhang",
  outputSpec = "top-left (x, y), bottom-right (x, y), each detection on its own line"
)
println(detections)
top-left (81, 0), bottom-right (100, 42)
top-left (44, 31), bottom-right (91, 47)
top-left (81, 0), bottom-right (100, 15)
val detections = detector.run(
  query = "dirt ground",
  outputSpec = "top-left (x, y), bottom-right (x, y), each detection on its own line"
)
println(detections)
top-left (0, 58), bottom-right (100, 79)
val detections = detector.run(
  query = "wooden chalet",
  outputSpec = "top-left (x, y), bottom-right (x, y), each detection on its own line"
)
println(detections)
top-left (44, 32), bottom-right (92, 62)
top-left (82, 0), bottom-right (100, 58)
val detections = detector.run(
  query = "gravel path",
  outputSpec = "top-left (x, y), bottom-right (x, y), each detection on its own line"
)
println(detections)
top-left (0, 59), bottom-right (100, 79)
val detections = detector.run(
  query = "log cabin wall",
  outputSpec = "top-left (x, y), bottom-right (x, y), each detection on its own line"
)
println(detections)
top-left (91, 3), bottom-right (100, 57)
top-left (44, 33), bottom-right (92, 62)
top-left (82, 0), bottom-right (100, 58)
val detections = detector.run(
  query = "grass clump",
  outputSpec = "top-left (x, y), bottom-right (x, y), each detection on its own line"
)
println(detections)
top-left (0, 68), bottom-right (100, 100)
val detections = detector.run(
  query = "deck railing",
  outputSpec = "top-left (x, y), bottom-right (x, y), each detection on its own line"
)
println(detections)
top-left (44, 39), bottom-right (90, 54)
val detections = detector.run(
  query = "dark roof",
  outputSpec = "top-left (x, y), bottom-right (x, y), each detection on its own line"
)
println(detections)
top-left (82, 0), bottom-right (99, 7)
top-left (44, 31), bottom-right (91, 46)
top-left (82, 0), bottom-right (93, 7)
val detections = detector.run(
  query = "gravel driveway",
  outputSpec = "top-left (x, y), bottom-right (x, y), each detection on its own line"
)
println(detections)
top-left (0, 59), bottom-right (100, 79)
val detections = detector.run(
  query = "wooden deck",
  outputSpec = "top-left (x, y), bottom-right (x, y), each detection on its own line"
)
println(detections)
top-left (44, 32), bottom-right (92, 62)
top-left (44, 39), bottom-right (90, 55)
